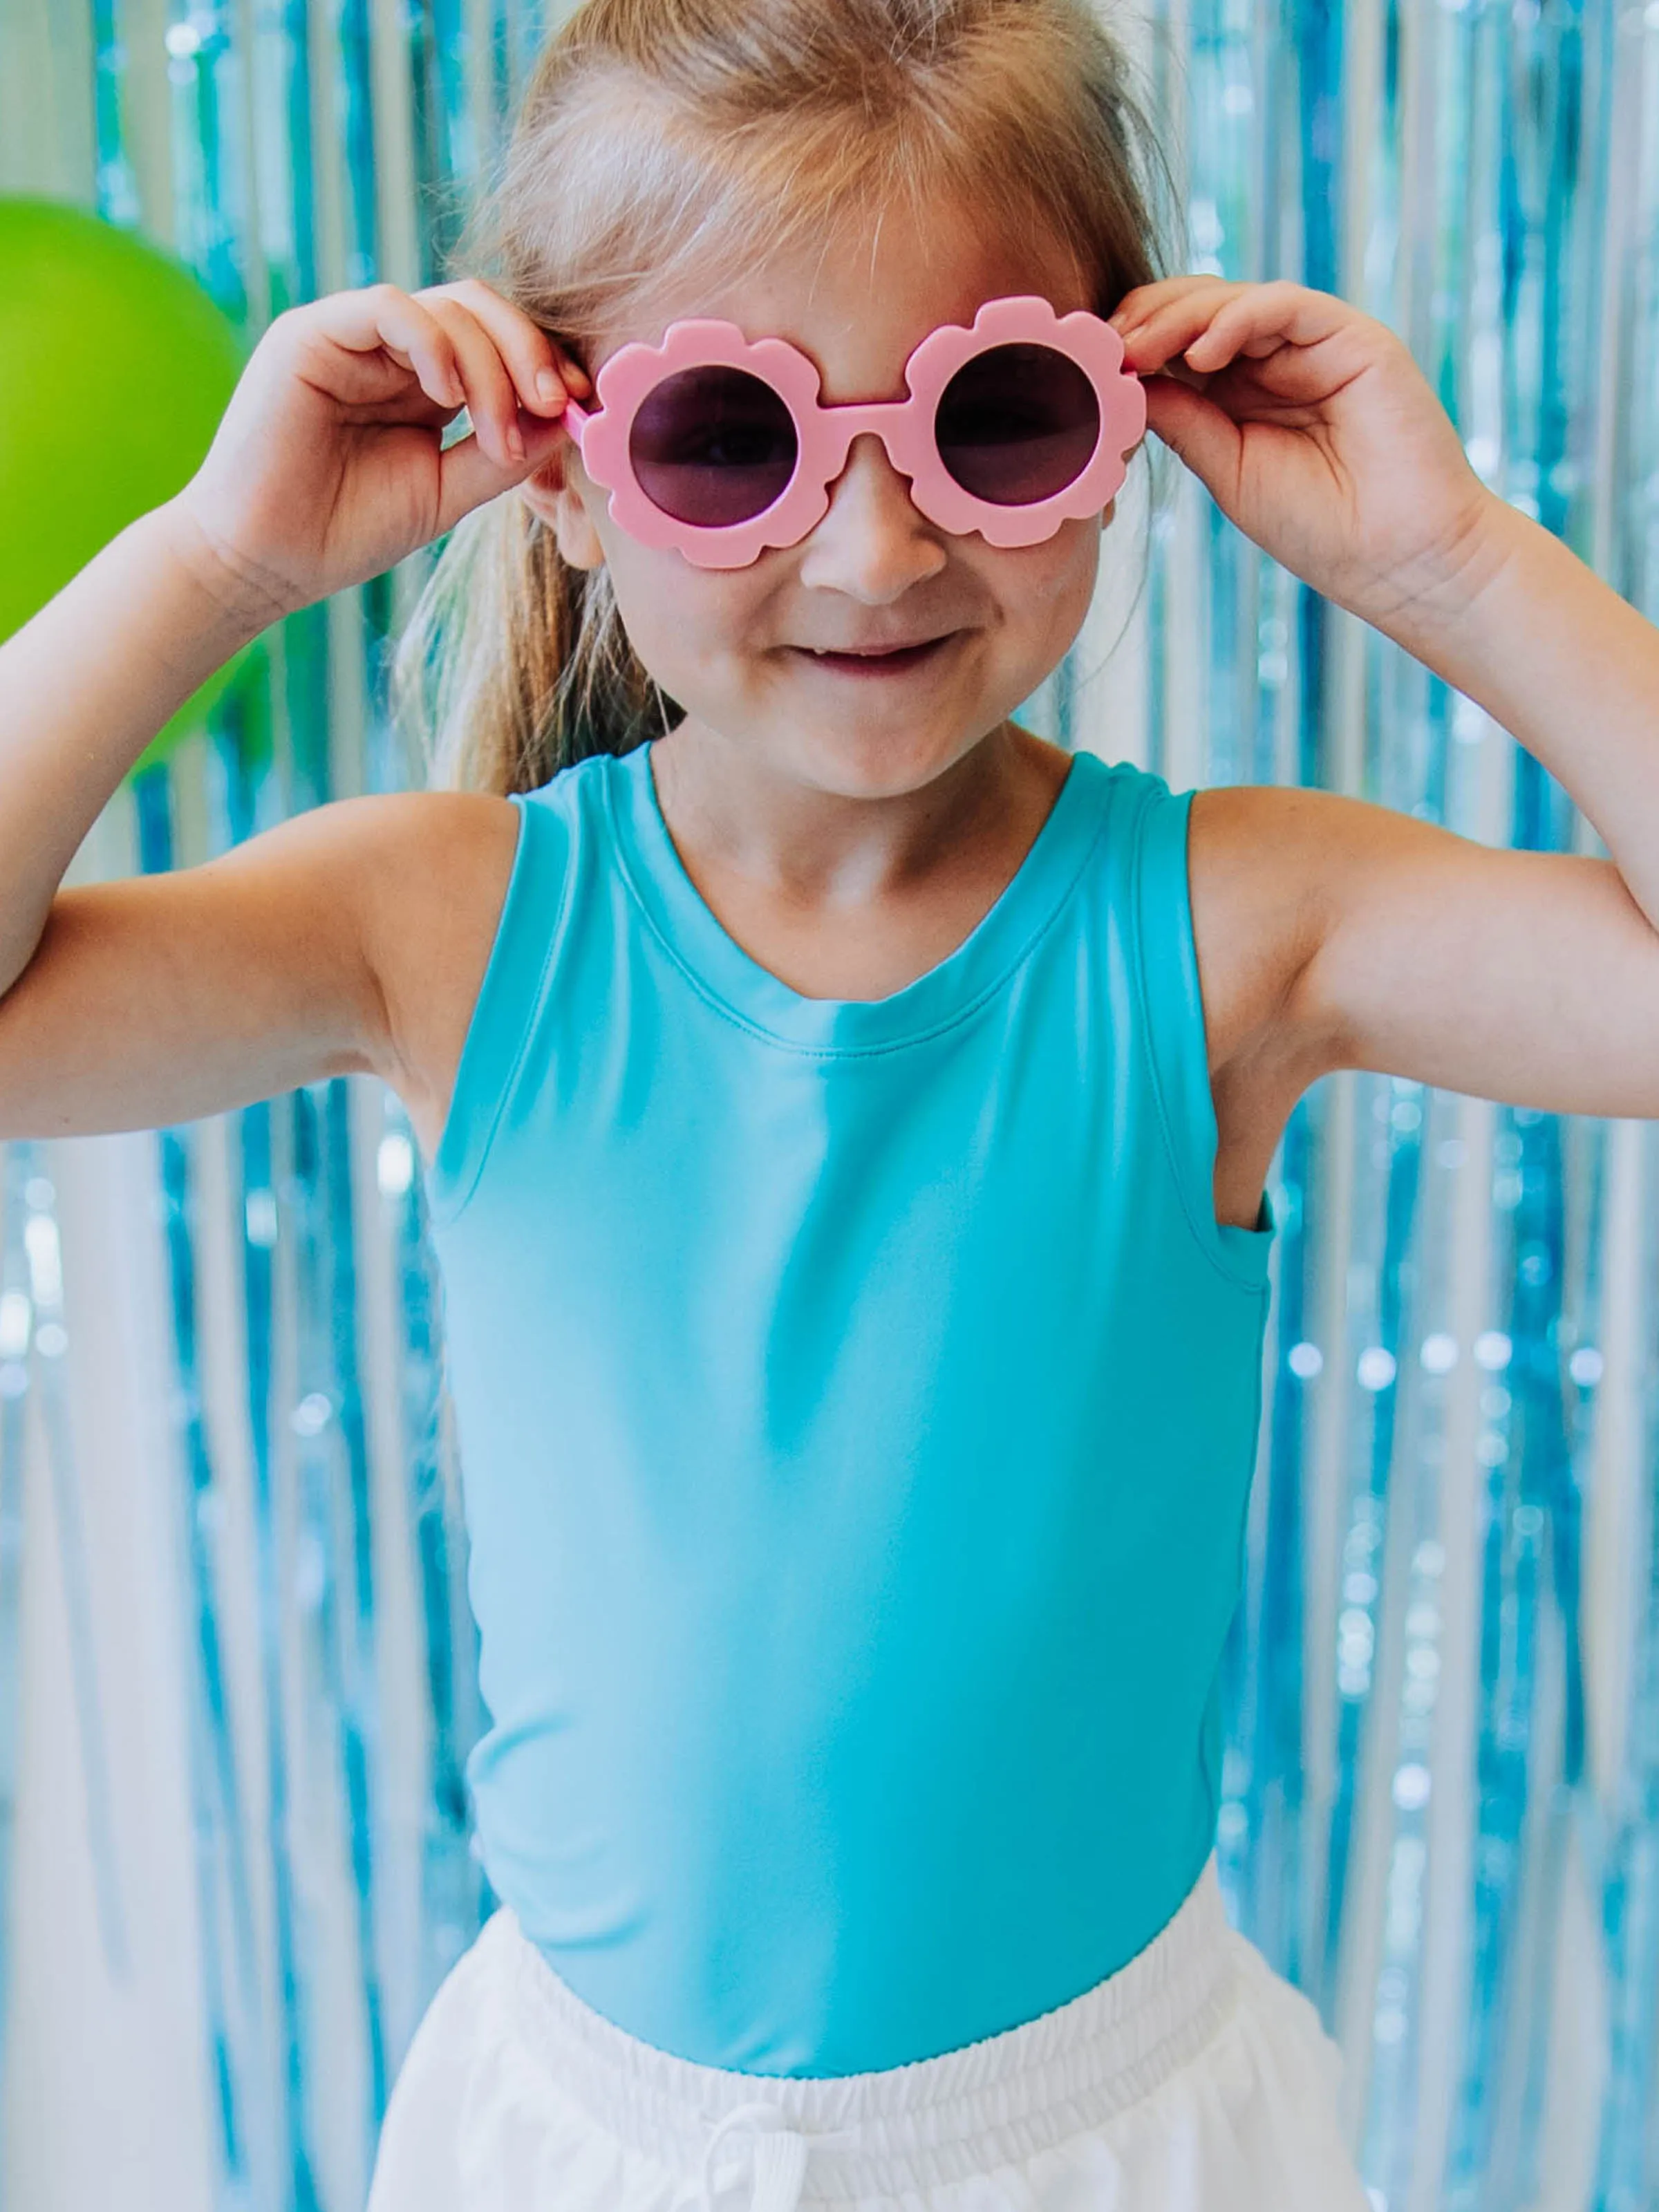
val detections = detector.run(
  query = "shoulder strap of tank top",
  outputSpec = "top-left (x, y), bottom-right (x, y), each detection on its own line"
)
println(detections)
top-left (423, 780), bottom-right (579, 1230)
top-left (1129, 772), bottom-right (1275, 1291)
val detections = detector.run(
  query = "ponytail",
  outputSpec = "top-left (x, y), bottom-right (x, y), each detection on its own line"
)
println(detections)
top-left (393, 487), bottom-right (677, 798)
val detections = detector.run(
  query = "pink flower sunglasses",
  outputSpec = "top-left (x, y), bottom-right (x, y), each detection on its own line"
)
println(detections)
top-left (556, 294), bottom-right (1145, 570)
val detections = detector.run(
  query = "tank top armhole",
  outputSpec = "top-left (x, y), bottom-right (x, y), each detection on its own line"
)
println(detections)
top-left (1131, 776), bottom-right (1276, 1294)
top-left (423, 789), bottom-right (571, 1231)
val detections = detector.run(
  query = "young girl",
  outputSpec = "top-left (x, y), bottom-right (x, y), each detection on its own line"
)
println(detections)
top-left (6, 0), bottom-right (1658, 2204)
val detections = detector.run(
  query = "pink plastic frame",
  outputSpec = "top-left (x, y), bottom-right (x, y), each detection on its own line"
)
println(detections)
top-left (559, 294), bottom-right (1145, 570)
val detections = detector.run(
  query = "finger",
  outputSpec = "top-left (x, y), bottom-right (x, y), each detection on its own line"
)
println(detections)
top-left (1111, 281), bottom-right (1254, 375)
top-left (423, 277), bottom-right (593, 414)
top-left (298, 283), bottom-right (466, 411)
top-left (424, 297), bottom-right (533, 466)
top-left (433, 408), bottom-right (573, 536)
top-left (1173, 282), bottom-right (1350, 374)
top-left (1178, 285), bottom-right (1293, 369)
top-left (1138, 373), bottom-right (1246, 505)
top-left (1107, 273), bottom-right (1232, 336)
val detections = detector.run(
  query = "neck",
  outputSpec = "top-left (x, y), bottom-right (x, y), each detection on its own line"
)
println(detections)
top-left (647, 718), bottom-right (1058, 907)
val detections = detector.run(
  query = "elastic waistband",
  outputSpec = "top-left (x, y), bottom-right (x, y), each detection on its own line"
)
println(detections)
top-left (492, 1851), bottom-right (1246, 2203)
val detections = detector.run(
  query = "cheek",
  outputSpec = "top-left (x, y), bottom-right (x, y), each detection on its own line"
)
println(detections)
top-left (601, 538), bottom-right (770, 678)
top-left (980, 521), bottom-right (1103, 627)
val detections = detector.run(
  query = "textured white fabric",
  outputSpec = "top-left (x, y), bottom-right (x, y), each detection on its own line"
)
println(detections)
top-left (367, 1854), bottom-right (1372, 2212)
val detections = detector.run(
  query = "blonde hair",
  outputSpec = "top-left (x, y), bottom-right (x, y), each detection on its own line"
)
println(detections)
top-left (395, 0), bottom-right (1179, 797)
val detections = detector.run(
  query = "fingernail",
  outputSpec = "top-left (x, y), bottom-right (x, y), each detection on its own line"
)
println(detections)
top-left (536, 368), bottom-right (565, 406)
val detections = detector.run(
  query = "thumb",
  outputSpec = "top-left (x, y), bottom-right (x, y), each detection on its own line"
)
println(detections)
top-left (1140, 376), bottom-right (1243, 508)
top-left (434, 409), bottom-right (572, 535)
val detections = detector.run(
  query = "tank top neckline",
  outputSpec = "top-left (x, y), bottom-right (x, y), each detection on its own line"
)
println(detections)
top-left (601, 737), bottom-right (1115, 1056)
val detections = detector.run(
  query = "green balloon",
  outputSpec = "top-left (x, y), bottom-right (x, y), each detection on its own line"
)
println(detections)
top-left (0, 196), bottom-right (264, 777)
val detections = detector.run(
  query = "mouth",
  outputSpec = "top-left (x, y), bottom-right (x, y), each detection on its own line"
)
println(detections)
top-left (788, 634), bottom-right (960, 678)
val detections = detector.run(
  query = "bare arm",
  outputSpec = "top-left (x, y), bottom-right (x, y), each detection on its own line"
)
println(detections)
top-left (0, 786), bottom-right (520, 1145)
top-left (0, 500), bottom-right (272, 1000)
top-left (1105, 276), bottom-right (1659, 1119)
top-left (0, 491), bottom-right (521, 1144)
top-left (0, 796), bottom-right (390, 1138)
top-left (1291, 458), bottom-right (1659, 1112)
top-left (1249, 783), bottom-right (1659, 1118)
top-left (0, 279), bottom-right (579, 1142)
top-left (1376, 494), bottom-right (1659, 937)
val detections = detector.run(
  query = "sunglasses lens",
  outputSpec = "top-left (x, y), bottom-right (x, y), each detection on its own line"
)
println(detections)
top-left (628, 366), bottom-right (798, 527)
top-left (935, 344), bottom-right (1101, 506)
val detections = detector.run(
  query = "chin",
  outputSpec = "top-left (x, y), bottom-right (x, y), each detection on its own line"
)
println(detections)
top-left (785, 721), bottom-right (989, 798)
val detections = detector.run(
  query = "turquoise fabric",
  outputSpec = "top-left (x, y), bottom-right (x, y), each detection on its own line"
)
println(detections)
top-left (423, 738), bottom-right (1276, 2077)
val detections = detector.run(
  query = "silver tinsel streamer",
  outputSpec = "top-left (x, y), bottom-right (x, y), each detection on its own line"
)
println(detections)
top-left (0, 0), bottom-right (1656, 2205)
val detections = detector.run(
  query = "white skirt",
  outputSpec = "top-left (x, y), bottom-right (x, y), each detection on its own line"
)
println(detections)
top-left (366, 1853), bottom-right (1373, 2211)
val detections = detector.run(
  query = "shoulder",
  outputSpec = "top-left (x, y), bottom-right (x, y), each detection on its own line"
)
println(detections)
top-left (346, 787), bottom-right (528, 1133)
top-left (1183, 779), bottom-right (1354, 1078)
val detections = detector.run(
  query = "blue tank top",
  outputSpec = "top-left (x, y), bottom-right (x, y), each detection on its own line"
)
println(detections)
top-left (422, 737), bottom-right (1275, 2077)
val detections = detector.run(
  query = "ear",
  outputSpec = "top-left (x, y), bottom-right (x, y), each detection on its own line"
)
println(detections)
top-left (518, 442), bottom-right (606, 571)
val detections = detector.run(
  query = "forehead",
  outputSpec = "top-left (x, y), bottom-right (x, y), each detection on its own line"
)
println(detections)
top-left (592, 198), bottom-right (1091, 403)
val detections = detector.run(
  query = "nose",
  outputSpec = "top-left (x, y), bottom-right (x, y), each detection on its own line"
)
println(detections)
top-left (794, 432), bottom-right (948, 602)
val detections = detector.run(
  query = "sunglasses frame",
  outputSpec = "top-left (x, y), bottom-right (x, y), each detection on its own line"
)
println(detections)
top-left (558, 294), bottom-right (1146, 570)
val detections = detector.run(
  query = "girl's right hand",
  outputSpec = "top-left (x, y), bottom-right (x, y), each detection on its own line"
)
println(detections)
top-left (169, 279), bottom-right (591, 624)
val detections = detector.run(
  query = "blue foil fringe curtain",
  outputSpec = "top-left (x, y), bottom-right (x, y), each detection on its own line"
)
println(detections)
top-left (1, 0), bottom-right (1656, 2205)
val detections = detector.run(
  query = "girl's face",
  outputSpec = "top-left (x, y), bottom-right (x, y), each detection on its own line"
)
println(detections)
top-left (525, 200), bottom-right (1124, 799)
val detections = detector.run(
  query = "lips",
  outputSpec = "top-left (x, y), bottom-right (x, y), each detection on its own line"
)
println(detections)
top-left (802, 636), bottom-right (951, 656)
top-left (790, 635), bottom-right (957, 677)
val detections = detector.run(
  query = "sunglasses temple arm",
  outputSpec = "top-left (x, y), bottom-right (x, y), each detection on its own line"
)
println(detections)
top-left (559, 397), bottom-right (592, 451)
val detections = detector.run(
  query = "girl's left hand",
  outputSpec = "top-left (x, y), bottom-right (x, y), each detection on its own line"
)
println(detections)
top-left (1109, 276), bottom-right (1506, 633)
